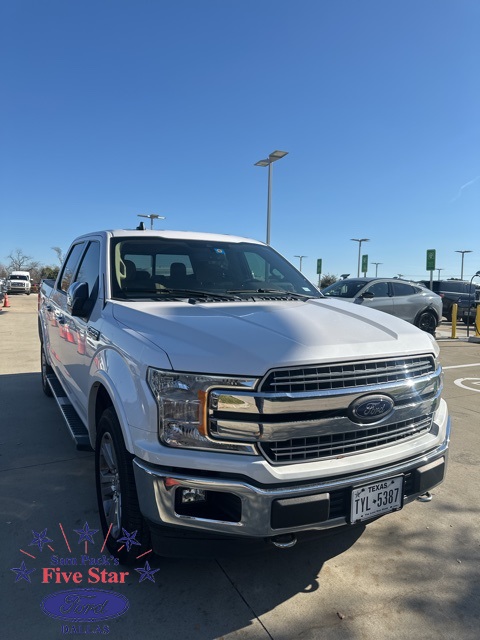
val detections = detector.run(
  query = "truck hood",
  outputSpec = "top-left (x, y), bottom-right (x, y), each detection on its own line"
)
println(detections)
top-left (111, 298), bottom-right (436, 376)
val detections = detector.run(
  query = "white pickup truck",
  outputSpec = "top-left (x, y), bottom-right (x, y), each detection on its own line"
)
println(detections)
top-left (8, 270), bottom-right (32, 295)
top-left (38, 228), bottom-right (450, 560)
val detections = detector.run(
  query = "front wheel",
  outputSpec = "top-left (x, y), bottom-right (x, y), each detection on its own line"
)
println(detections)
top-left (416, 311), bottom-right (437, 335)
top-left (95, 407), bottom-right (150, 564)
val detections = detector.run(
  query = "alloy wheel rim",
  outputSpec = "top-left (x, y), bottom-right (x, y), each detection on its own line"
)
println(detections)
top-left (99, 432), bottom-right (122, 539)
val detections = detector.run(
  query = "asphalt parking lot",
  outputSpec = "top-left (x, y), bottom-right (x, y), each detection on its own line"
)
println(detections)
top-left (1, 295), bottom-right (479, 640)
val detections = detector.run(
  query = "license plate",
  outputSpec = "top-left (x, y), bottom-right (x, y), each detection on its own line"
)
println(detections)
top-left (350, 476), bottom-right (404, 523)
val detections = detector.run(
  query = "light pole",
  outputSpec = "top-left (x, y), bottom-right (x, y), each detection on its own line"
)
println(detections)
top-left (371, 262), bottom-right (382, 277)
top-left (436, 268), bottom-right (444, 280)
top-left (137, 214), bottom-right (166, 230)
top-left (351, 238), bottom-right (370, 277)
top-left (294, 255), bottom-right (307, 272)
top-left (467, 271), bottom-right (480, 337)
top-left (455, 250), bottom-right (472, 280)
top-left (255, 150), bottom-right (288, 244)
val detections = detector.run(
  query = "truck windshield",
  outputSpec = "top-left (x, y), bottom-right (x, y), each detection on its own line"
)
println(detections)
top-left (110, 237), bottom-right (321, 300)
top-left (9, 275), bottom-right (28, 281)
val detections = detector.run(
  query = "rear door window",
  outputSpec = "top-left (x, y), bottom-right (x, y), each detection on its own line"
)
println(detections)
top-left (58, 243), bottom-right (86, 293)
top-left (392, 282), bottom-right (416, 297)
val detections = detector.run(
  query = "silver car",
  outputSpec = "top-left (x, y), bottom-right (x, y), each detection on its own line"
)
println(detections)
top-left (321, 277), bottom-right (442, 334)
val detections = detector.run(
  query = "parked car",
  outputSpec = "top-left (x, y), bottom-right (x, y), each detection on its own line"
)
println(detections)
top-left (419, 279), bottom-right (480, 321)
top-left (321, 277), bottom-right (442, 334)
top-left (456, 296), bottom-right (480, 326)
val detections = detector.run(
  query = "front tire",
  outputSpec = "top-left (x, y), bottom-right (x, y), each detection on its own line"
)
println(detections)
top-left (416, 311), bottom-right (437, 335)
top-left (95, 407), bottom-right (150, 564)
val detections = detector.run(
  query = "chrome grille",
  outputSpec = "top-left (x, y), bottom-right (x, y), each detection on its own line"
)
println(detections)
top-left (259, 413), bottom-right (434, 464)
top-left (260, 356), bottom-right (436, 393)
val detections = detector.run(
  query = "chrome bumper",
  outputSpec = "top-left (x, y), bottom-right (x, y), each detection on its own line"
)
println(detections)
top-left (133, 419), bottom-right (450, 539)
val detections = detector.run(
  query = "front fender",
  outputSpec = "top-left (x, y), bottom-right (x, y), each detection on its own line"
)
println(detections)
top-left (87, 346), bottom-right (160, 453)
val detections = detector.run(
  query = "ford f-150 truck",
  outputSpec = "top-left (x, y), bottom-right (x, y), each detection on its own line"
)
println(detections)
top-left (38, 228), bottom-right (450, 560)
top-left (8, 270), bottom-right (32, 294)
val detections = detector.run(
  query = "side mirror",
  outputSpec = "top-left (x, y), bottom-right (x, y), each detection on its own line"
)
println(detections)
top-left (67, 282), bottom-right (89, 316)
top-left (360, 291), bottom-right (375, 299)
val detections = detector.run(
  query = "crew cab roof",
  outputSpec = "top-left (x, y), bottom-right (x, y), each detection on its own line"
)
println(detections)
top-left (73, 229), bottom-right (265, 245)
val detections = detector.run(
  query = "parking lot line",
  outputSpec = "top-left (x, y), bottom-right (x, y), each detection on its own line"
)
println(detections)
top-left (442, 362), bottom-right (480, 370)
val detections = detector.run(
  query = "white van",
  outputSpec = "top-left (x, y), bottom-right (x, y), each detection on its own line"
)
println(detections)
top-left (7, 271), bottom-right (31, 295)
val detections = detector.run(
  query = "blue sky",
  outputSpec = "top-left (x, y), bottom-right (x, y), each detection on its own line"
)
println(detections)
top-left (1, 0), bottom-right (479, 285)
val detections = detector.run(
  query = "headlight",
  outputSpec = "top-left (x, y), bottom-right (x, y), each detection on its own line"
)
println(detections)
top-left (147, 368), bottom-right (257, 454)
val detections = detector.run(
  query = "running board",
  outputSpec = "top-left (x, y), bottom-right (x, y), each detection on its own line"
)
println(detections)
top-left (46, 374), bottom-right (93, 451)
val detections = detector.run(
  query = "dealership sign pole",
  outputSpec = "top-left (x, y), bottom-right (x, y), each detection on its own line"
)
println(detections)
top-left (426, 249), bottom-right (436, 289)
top-left (362, 254), bottom-right (368, 276)
top-left (317, 258), bottom-right (322, 288)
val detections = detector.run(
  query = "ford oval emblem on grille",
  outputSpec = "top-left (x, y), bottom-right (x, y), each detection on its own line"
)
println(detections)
top-left (348, 394), bottom-right (394, 424)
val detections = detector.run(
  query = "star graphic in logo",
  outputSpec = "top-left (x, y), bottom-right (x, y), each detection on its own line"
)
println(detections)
top-left (135, 560), bottom-right (160, 584)
top-left (73, 522), bottom-right (99, 544)
top-left (29, 528), bottom-right (53, 552)
top-left (11, 561), bottom-right (36, 583)
top-left (117, 528), bottom-right (142, 552)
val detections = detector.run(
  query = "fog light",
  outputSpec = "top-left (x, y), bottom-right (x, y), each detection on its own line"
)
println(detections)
top-left (180, 488), bottom-right (207, 504)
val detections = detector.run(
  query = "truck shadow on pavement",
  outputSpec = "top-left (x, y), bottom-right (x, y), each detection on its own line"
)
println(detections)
top-left (2, 371), bottom-right (478, 640)
top-left (1, 371), bottom-right (367, 640)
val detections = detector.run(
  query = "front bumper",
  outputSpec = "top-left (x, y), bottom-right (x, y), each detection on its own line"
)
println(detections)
top-left (133, 417), bottom-right (450, 544)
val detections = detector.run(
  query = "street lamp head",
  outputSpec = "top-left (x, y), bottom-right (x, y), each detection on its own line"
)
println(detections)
top-left (269, 150), bottom-right (288, 161)
top-left (138, 214), bottom-right (165, 221)
top-left (137, 213), bottom-right (166, 230)
top-left (254, 150), bottom-right (289, 167)
top-left (455, 250), bottom-right (472, 254)
top-left (351, 238), bottom-right (370, 243)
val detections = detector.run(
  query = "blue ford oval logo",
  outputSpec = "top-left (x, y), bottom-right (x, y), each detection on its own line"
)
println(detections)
top-left (41, 588), bottom-right (129, 622)
top-left (348, 395), bottom-right (394, 424)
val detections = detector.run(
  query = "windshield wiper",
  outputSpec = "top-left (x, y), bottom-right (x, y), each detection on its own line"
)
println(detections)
top-left (227, 288), bottom-right (314, 300)
top-left (151, 288), bottom-right (240, 302)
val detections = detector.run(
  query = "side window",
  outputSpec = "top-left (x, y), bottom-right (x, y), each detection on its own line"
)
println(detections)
top-left (365, 282), bottom-right (389, 297)
top-left (392, 282), bottom-right (416, 297)
top-left (59, 243), bottom-right (86, 293)
top-left (76, 241), bottom-right (100, 299)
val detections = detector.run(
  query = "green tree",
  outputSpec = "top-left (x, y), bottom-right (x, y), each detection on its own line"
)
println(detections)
top-left (41, 265), bottom-right (60, 280)
top-left (320, 273), bottom-right (338, 289)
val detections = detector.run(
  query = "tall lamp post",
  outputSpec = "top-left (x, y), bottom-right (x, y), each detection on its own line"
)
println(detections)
top-left (371, 262), bottom-right (382, 277)
top-left (138, 214), bottom-right (166, 230)
top-left (436, 268), bottom-right (444, 281)
top-left (351, 238), bottom-right (370, 277)
top-left (455, 250), bottom-right (472, 280)
top-left (294, 255), bottom-right (307, 272)
top-left (255, 150), bottom-right (288, 245)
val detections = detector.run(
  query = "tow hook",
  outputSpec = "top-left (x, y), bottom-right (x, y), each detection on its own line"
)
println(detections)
top-left (417, 491), bottom-right (433, 502)
top-left (270, 533), bottom-right (297, 549)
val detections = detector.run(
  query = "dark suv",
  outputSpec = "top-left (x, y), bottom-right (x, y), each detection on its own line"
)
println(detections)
top-left (420, 280), bottom-right (480, 321)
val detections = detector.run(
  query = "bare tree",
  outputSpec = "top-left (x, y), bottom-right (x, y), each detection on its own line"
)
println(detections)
top-left (6, 249), bottom-right (33, 271)
top-left (51, 246), bottom-right (65, 265)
